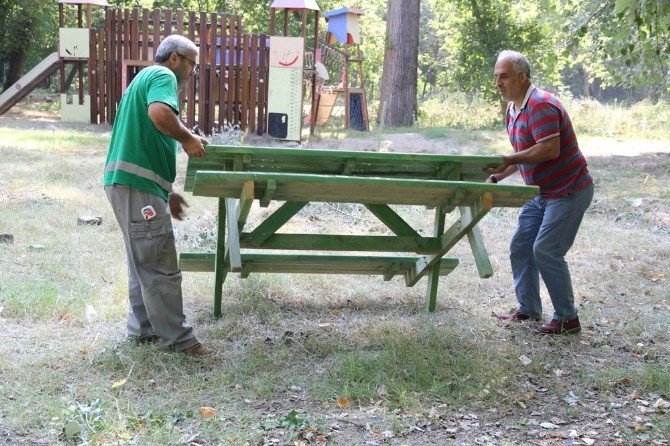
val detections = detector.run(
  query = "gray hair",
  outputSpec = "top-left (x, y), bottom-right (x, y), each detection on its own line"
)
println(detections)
top-left (497, 50), bottom-right (531, 79)
top-left (155, 35), bottom-right (198, 63)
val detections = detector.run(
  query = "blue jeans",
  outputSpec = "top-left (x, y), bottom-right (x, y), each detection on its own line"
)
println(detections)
top-left (510, 183), bottom-right (594, 321)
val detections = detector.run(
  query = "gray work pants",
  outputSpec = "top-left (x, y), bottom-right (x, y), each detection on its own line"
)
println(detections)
top-left (105, 185), bottom-right (199, 351)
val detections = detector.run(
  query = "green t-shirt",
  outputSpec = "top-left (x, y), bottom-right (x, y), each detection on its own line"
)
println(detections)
top-left (104, 65), bottom-right (180, 201)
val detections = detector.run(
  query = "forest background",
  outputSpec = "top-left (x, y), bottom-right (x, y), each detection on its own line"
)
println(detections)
top-left (1, 0), bottom-right (669, 132)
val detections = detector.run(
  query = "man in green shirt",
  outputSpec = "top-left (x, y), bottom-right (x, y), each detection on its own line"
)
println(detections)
top-left (104, 35), bottom-right (212, 355)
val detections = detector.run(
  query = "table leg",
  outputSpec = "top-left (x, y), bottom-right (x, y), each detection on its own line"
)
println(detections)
top-left (425, 205), bottom-right (446, 312)
top-left (214, 197), bottom-right (228, 318)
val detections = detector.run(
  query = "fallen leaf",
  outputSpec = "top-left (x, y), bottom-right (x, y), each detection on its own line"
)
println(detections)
top-left (316, 435), bottom-right (327, 443)
top-left (332, 309), bottom-right (341, 317)
top-left (335, 397), bottom-right (351, 408)
top-left (110, 378), bottom-right (127, 390)
top-left (198, 407), bottom-right (217, 417)
top-left (517, 400), bottom-right (527, 409)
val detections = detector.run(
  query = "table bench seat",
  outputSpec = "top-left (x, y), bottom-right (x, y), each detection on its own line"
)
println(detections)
top-left (181, 253), bottom-right (459, 283)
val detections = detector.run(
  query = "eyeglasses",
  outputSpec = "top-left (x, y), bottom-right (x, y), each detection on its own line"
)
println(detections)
top-left (178, 53), bottom-right (197, 69)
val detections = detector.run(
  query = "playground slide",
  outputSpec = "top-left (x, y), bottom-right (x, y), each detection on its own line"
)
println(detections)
top-left (0, 52), bottom-right (60, 116)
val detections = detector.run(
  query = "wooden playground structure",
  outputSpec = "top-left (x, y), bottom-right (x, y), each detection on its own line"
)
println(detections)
top-left (0, 0), bottom-right (370, 138)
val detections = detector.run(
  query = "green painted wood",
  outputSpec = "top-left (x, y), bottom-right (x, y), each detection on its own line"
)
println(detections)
top-left (237, 180), bottom-right (254, 229)
top-left (214, 197), bottom-right (228, 318)
top-left (383, 261), bottom-right (401, 281)
top-left (465, 220), bottom-right (493, 279)
top-left (245, 201), bottom-right (308, 246)
top-left (365, 204), bottom-right (420, 237)
top-left (406, 192), bottom-right (493, 287)
top-left (180, 252), bottom-right (459, 278)
top-left (238, 254), bottom-right (459, 277)
top-left (181, 145), bottom-right (539, 314)
top-left (225, 198), bottom-right (242, 271)
top-left (180, 252), bottom-right (216, 271)
top-left (259, 179), bottom-right (276, 207)
top-left (184, 145), bottom-right (509, 192)
top-left (437, 162), bottom-right (461, 180)
top-left (425, 205), bottom-right (446, 312)
top-left (193, 171), bottom-right (538, 208)
top-left (241, 233), bottom-right (441, 254)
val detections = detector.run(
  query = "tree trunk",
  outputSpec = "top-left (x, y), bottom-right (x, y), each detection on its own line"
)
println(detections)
top-left (377, 0), bottom-right (421, 127)
top-left (2, 49), bottom-right (27, 93)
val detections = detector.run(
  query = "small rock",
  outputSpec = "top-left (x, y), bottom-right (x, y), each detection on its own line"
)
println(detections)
top-left (0, 234), bottom-right (14, 245)
top-left (77, 216), bottom-right (102, 226)
top-left (29, 244), bottom-right (46, 251)
top-left (519, 355), bottom-right (532, 366)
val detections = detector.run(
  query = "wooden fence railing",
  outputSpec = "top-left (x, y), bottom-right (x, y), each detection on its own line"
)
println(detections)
top-left (89, 8), bottom-right (269, 135)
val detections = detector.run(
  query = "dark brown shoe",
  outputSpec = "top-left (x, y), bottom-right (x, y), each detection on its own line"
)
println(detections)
top-left (537, 317), bottom-right (581, 335)
top-left (182, 343), bottom-right (216, 356)
top-left (493, 310), bottom-right (539, 322)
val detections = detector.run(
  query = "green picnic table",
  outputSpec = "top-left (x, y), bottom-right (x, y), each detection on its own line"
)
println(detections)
top-left (179, 145), bottom-right (538, 317)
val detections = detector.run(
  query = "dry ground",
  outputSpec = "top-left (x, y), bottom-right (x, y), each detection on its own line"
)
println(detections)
top-left (0, 100), bottom-right (669, 445)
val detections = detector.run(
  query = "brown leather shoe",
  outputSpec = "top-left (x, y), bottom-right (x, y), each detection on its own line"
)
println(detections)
top-left (493, 310), bottom-right (539, 322)
top-left (537, 317), bottom-right (581, 335)
top-left (182, 343), bottom-right (215, 356)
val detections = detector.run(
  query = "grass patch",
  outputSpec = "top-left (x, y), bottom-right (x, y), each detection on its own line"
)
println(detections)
top-left (317, 323), bottom-right (521, 409)
top-left (1, 118), bottom-right (669, 444)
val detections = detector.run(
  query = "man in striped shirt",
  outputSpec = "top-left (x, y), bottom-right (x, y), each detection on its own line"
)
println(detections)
top-left (488, 50), bottom-right (594, 335)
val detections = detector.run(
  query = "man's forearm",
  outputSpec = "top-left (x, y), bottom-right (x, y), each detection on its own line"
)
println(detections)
top-left (503, 137), bottom-right (560, 165)
top-left (148, 102), bottom-right (196, 145)
top-left (491, 165), bottom-right (518, 182)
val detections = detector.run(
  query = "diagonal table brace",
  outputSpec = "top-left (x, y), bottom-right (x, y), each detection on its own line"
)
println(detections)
top-left (365, 204), bottom-right (420, 237)
top-left (405, 192), bottom-right (493, 289)
top-left (245, 201), bottom-right (308, 246)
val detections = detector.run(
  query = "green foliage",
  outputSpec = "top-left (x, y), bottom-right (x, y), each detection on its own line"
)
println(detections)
top-left (429, 0), bottom-right (561, 102)
top-left (261, 410), bottom-right (312, 438)
top-left (417, 93), bottom-right (501, 130)
top-left (0, 0), bottom-right (58, 84)
top-left (60, 399), bottom-right (107, 443)
top-left (563, 0), bottom-right (670, 102)
top-left (567, 98), bottom-right (670, 138)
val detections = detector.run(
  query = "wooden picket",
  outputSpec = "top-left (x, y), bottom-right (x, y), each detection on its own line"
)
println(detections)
top-left (89, 7), bottom-right (269, 135)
